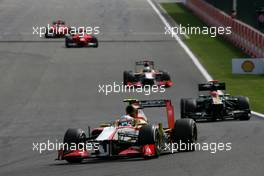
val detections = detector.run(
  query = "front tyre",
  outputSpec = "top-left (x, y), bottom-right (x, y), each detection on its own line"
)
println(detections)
top-left (138, 125), bottom-right (161, 158)
top-left (65, 157), bottom-right (84, 164)
top-left (63, 128), bottom-right (86, 163)
top-left (63, 128), bottom-right (86, 145)
top-left (180, 98), bottom-right (196, 119)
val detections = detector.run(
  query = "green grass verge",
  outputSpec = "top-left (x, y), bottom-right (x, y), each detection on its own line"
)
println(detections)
top-left (162, 3), bottom-right (264, 113)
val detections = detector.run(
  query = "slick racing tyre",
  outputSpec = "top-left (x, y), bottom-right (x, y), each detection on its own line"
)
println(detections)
top-left (237, 96), bottom-right (251, 120)
top-left (65, 40), bottom-right (70, 48)
top-left (65, 37), bottom-right (73, 48)
top-left (160, 72), bottom-right (171, 81)
top-left (180, 98), bottom-right (196, 119)
top-left (173, 119), bottom-right (197, 152)
top-left (123, 71), bottom-right (129, 85)
top-left (91, 37), bottom-right (98, 48)
top-left (63, 128), bottom-right (86, 145)
top-left (156, 72), bottom-right (170, 81)
top-left (123, 71), bottom-right (135, 85)
top-left (44, 27), bottom-right (50, 38)
top-left (138, 125), bottom-right (161, 158)
top-left (63, 128), bottom-right (86, 163)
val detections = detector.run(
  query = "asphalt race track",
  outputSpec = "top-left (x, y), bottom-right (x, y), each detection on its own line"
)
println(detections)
top-left (0, 0), bottom-right (263, 176)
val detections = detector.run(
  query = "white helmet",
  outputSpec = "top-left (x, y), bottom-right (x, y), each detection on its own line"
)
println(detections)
top-left (143, 66), bottom-right (151, 72)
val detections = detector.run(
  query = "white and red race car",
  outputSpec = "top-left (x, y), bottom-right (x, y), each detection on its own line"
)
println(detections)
top-left (57, 99), bottom-right (197, 163)
top-left (123, 61), bottom-right (173, 87)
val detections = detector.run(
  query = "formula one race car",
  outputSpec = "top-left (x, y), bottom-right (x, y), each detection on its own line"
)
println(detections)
top-left (180, 81), bottom-right (251, 121)
top-left (123, 61), bottom-right (173, 87)
top-left (65, 32), bottom-right (98, 48)
top-left (57, 99), bottom-right (197, 163)
top-left (45, 20), bottom-right (69, 38)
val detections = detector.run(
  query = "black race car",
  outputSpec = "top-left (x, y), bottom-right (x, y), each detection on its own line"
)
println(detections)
top-left (123, 61), bottom-right (173, 87)
top-left (180, 81), bottom-right (251, 121)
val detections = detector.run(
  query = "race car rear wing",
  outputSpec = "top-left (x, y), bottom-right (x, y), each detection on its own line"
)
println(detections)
top-left (198, 82), bottom-right (226, 91)
top-left (123, 99), bottom-right (175, 129)
top-left (124, 99), bottom-right (168, 108)
top-left (134, 61), bottom-right (155, 72)
top-left (139, 99), bottom-right (168, 108)
top-left (135, 60), bottom-right (154, 66)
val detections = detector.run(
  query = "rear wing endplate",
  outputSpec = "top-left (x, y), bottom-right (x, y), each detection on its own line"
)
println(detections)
top-left (123, 99), bottom-right (175, 129)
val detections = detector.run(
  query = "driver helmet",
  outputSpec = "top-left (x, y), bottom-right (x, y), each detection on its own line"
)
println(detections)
top-left (143, 66), bottom-right (151, 72)
top-left (126, 105), bottom-right (137, 117)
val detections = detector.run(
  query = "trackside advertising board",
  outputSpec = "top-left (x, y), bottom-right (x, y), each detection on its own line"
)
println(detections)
top-left (232, 58), bottom-right (264, 74)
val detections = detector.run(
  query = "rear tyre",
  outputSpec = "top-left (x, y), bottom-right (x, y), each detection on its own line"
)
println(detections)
top-left (65, 41), bottom-right (69, 48)
top-left (161, 73), bottom-right (171, 88)
top-left (92, 37), bottom-right (98, 48)
top-left (65, 38), bottom-right (72, 48)
top-left (44, 27), bottom-right (50, 38)
top-left (156, 72), bottom-right (171, 81)
top-left (63, 128), bottom-right (86, 163)
top-left (123, 71), bottom-right (129, 85)
top-left (237, 96), bottom-right (251, 120)
top-left (138, 125), bottom-right (161, 158)
top-left (173, 119), bottom-right (197, 152)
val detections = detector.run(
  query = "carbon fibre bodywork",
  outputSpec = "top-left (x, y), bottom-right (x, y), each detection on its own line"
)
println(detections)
top-left (181, 81), bottom-right (251, 121)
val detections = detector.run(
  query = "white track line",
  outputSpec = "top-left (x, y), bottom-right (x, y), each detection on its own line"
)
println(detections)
top-left (147, 0), bottom-right (264, 119)
top-left (252, 111), bottom-right (264, 118)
